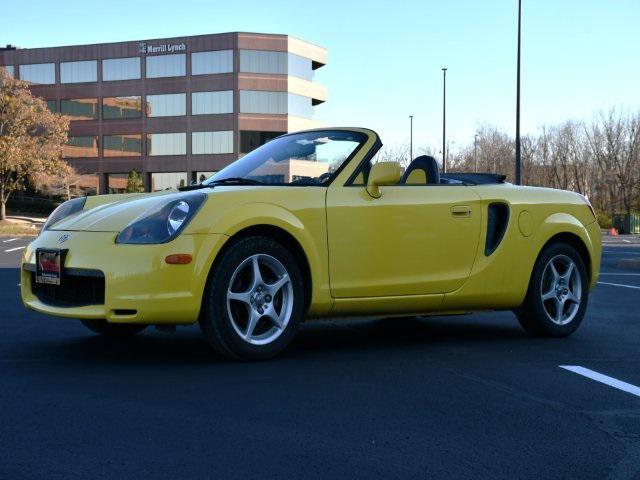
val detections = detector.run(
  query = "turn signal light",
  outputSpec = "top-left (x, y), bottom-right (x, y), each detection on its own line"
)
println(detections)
top-left (165, 254), bottom-right (192, 265)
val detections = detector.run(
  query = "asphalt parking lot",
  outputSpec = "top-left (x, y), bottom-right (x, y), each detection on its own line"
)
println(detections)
top-left (1, 234), bottom-right (639, 479)
top-left (0, 235), bottom-right (31, 268)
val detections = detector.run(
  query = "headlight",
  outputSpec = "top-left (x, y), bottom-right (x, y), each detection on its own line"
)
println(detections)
top-left (115, 193), bottom-right (206, 244)
top-left (42, 197), bottom-right (87, 231)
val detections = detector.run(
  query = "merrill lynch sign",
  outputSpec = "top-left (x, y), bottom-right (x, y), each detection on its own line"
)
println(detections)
top-left (138, 42), bottom-right (187, 54)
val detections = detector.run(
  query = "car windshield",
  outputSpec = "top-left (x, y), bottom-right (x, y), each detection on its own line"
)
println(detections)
top-left (202, 130), bottom-right (367, 186)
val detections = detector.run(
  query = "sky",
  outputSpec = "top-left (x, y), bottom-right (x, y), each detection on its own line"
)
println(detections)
top-left (2, 0), bottom-right (639, 151)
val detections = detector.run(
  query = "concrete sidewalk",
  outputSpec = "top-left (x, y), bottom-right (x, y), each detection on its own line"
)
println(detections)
top-left (6, 214), bottom-right (47, 225)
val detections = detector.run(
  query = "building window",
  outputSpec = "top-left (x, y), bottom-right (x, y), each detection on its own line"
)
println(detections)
top-left (102, 57), bottom-right (141, 81)
top-left (103, 134), bottom-right (142, 157)
top-left (1, 65), bottom-right (14, 77)
top-left (77, 175), bottom-right (99, 196)
top-left (288, 53), bottom-right (313, 81)
top-left (145, 93), bottom-right (186, 117)
top-left (192, 131), bottom-right (233, 155)
top-left (192, 91), bottom-right (233, 115)
top-left (60, 98), bottom-right (98, 121)
top-left (240, 50), bottom-right (287, 75)
top-left (239, 91), bottom-right (313, 118)
top-left (19, 63), bottom-right (55, 85)
top-left (63, 136), bottom-right (98, 158)
top-left (146, 54), bottom-right (186, 78)
top-left (288, 93), bottom-right (313, 119)
top-left (151, 172), bottom-right (188, 191)
top-left (191, 50), bottom-right (233, 75)
top-left (240, 90), bottom-right (287, 115)
top-left (103, 96), bottom-right (143, 120)
top-left (240, 131), bottom-right (284, 154)
top-left (45, 100), bottom-right (57, 112)
top-left (239, 50), bottom-right (313, 79)
top-left (146, 133), bottom-right (186, 156)
top-left (107, 173), bottom-right (129, 194)
top-left (60, 60), bottom-right (97, 84)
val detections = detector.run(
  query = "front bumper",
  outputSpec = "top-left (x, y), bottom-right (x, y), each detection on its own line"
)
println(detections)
top-left (21, 230), bottom-right (227, 324)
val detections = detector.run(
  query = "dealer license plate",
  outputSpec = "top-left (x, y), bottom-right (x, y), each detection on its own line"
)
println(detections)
top-left (36, 249), bottom-right (62, 285)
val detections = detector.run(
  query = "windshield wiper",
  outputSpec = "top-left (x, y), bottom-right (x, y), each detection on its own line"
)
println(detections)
top-left (178, 183), bottom-right (206, 191)
top-left (178, 177), bottom-right (265, 191)
top-left (207, 177), bottom-right (265, 186)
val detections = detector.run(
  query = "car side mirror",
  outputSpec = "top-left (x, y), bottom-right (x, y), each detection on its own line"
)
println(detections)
top-left (366, 162), bottom-right (402, 198)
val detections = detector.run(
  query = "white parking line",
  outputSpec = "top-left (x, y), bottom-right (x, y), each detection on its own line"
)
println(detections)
top-left (560, 366), bottom-right (640, 398)
top-left (598, 281), bottom-right (640, 290)
top-left (2, 238), bottom-right (19, 243)
top-left (4, 246), bottom-right (25, 253)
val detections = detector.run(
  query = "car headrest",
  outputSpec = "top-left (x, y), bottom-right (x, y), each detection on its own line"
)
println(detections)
top-left (401, 155), bottom-right (440, 185)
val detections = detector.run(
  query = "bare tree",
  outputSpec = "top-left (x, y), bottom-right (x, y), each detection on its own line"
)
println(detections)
top-left (372, 144), bottom-right (411, 167)
top-left (371, 109), bottom-right (640, 217)
top-left (585, 110), bottom-right (640, 214)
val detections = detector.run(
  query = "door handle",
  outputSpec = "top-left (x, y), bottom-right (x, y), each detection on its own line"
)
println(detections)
top-left (451, 205), bottom-right (472, 217)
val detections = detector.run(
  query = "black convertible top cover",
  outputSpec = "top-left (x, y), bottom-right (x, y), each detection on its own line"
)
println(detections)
top-left (440, 173), bottom-right (507, 185)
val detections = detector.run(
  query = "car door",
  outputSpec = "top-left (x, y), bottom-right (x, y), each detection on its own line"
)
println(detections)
top-left (325, 184), bottom-right (482, 297)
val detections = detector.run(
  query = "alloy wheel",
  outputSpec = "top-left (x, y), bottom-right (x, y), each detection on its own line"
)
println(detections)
top-left (226, 254), bottom-right (294, 345)
top-left (539, 254), bottom-right (582, 325)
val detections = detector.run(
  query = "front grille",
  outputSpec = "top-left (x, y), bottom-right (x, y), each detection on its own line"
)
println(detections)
top-left (29, 267), bottom-right (105, 307)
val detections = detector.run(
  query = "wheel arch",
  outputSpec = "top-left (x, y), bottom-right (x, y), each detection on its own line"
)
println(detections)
top-left (211, 224), bottom-right (313, 314)
top-left (540, 232), bottom-right (591, 282)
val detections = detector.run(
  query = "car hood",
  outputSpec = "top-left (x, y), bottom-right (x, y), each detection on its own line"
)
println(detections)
top-left (48, 190), bottom-right (185, 232)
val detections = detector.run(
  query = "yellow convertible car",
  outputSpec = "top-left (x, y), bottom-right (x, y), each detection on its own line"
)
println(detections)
top-left (21, 128), bottom-right (601, 360)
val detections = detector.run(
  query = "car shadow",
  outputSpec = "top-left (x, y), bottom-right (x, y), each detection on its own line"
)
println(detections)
top-left (21, 325), bottom-right (222, 366)
top-left (23, 313), bottom-right (536, 366)
top-left (290, 314), bottom-right (533, 354)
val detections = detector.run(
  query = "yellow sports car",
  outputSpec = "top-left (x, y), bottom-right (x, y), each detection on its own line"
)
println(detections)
top-left (21, 128), bottom-right (601, 360)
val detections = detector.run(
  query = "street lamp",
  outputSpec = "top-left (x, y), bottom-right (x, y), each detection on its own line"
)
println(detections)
top-left (474, 134), bottom-right (479, 173)
top-left (409, 115), bottom-right (414, 161)
top-left (515, 0), bottom-right (522, 184)
top-left (442, 67), bottom-right (447, 173)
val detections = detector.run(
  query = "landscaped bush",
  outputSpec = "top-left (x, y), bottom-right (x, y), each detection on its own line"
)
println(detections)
top-left (7, 196), bottom-right (60, 215)
top-left (595, 210), bottom-right (612, 229)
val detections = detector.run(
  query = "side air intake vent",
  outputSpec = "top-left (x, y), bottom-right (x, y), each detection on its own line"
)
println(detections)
top-left (485, 203), bottom-right (510, 256)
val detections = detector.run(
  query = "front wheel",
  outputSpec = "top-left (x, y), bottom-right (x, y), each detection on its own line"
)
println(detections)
top-left (516, 242), bottom-right (589, 337)
top-left (199, 236), bottom-right (305, 360)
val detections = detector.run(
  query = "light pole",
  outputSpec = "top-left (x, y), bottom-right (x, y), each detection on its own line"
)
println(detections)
top-left (515, 0), bottom-right (522, 184)
top-left (474, 134), bottom-right (479, 173)
top-left (409, 115), bottom-right (414, 161)
top-left (442, 67), bottom-right (447, 173)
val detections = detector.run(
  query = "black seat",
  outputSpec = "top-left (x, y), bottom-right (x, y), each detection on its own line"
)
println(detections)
top-left (401, 155), bottom-right (440, 185)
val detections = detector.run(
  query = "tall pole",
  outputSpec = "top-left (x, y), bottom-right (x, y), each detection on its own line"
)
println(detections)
top-left (474, 134), bottom-right (479, 173)
top-left (515, 0), bottom-right (522, 184)
top-left (442, 67), bottom-right (447, 173)
top-left (409, 115), bottom-right (413, 161)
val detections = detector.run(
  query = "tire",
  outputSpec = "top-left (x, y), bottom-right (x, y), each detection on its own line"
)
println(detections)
top-left (81, 320), bottom-right (147, 338)
top-left (516, 241), bottom-right (589, 337)
top-left (199, 236), bottom-right (305, 360)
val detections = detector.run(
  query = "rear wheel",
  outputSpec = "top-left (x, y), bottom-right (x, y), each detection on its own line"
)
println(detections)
top-left (199, 236), bottom-right (304, 360)
top-left (516, 242), bottom-right (589, 337)
top-left (81, 320), bottom-right (147, 338)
